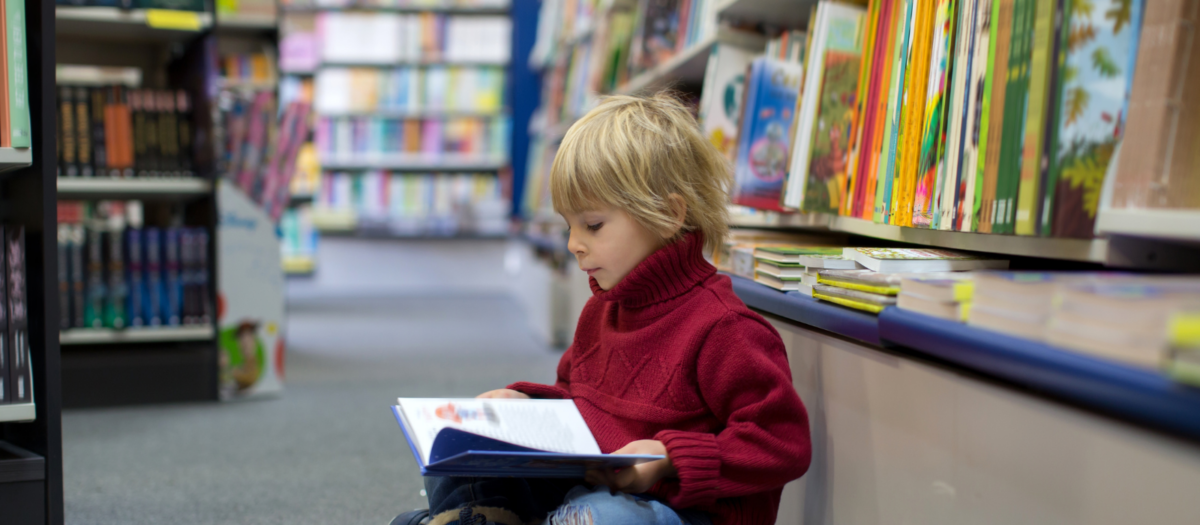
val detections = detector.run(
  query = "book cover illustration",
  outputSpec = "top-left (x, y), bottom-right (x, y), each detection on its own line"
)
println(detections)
top-left (955, 0), bottom-right (991, 231)
top-left (732, 59), bottom-right (804, 211)
top-left (699, 44), bottom-right (756, 160)
top-left (801, 50), bottom-right (862, 214)
top-left (1048, 0), bottom-right (1144, 238)
top-left (912, 0), bottom-right (957, 229)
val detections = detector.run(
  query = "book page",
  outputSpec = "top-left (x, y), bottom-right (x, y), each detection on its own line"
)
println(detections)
top-left (396, 398), bottom-right (602, 463)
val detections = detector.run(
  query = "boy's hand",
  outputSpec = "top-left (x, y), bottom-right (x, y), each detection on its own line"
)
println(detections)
top-left (585, 440), bottom-right (676, 494)
top-left (476, 389), bottom-right (531, 399)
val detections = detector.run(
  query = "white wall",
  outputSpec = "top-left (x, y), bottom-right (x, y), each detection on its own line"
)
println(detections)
top-left (770, 315), bottom-right (1200, 525)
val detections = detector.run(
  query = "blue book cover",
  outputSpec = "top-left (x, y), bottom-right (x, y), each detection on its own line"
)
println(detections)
top-left (164, 228), bottom-right (182, 326)
top-left (125, 229), bottom-right (144, 328)
top-left (732, 58), bottom-right (805, 211)
top-left (143, 228), bottom-right (163, 326)
top-left (393, 399), bottom-right (663, 478)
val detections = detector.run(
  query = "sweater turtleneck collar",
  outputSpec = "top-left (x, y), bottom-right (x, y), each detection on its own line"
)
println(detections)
top-left (589, 232), bottom-right (716, 309)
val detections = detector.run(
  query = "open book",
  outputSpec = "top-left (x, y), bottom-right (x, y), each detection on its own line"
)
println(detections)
top-left (393, 398), bottom-right (664, 477)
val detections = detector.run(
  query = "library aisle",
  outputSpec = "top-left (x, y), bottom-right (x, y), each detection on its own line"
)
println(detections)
top-left (62, 241), bottom-right (561, 524)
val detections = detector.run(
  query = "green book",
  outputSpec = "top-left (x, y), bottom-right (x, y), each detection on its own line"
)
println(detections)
top-left (973, 0), bottom-right (1002, 231)
top-left (1013, 0), bottom-right (1055, 235)
top-left (1038, 0), bottom-right (1071, 236)
top-left (875, 0), bottom-right (916, 224)
top-left (6, 0), bottom-right (29, 148)
top-left (996, 0), bottom-right (1032, 234)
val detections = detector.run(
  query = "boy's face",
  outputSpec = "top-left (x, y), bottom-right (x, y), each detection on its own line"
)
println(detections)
top-left (563, 206), bottom-right (664, 291)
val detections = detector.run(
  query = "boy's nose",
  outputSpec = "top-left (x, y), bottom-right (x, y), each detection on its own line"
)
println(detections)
top-left (566, 232), bottom-right (585, 257)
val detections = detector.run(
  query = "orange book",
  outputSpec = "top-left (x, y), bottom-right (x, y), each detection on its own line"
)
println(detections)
top-left (861, 0), bottom-right (900, 219)
top-left (891, 0), bottom-right (936, 226)
top-left (404, 119), bottom-right (421, 153)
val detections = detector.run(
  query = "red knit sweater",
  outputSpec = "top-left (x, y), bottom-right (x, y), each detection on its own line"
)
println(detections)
top-left (509, 233), bottom-right (812, 525)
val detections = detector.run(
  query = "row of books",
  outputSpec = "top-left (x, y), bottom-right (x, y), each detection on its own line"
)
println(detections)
top-left (0, 224), bottom-right (32, 406)
top-left (215, 88), bottom-right (314, 221)
top-left (313, 66), bottom-right (505, 114)
top-left (628, 0), bottom-right (723, 74)
top-left (317, 171), bottom-right (508, 235)
top-left (57, 85), bottom-right (195, 178)
top-left (314, 116), bottom-right (509, 161)
top-left (217, 0), bottom-right (277, 18)
top-left (762, 30), bottom-right (806, 64)
top-left (280, 0), bottom-right (509, 8)
top-left (56, 201), bottom-right (212, 332)
top-left (222, 51), bottom-right (277, 85)
top-left (725, 0), bottom-right (1154, 239)
top-left (724, 237), bottom-right (1200, 386)
top-left (55, 0), bottom-right (206, 11)
top-left (318, 12), bottom-right (511, 65)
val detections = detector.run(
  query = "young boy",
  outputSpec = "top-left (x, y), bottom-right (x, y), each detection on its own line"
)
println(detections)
top-left (394, 94), bottom-right (811, 525)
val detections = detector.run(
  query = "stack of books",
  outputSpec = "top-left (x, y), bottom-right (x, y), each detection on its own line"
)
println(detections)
top-left (752, 247), bottom-right (849, 295)
top-left (897, 274), bottom-right (974, 321)
top-left (968, 272), bottom-right (1067, 340)
top-left (814, 269), bottom-right (901, 313)
top-left (1167, 311), bottom-right (1200, 387)
top-left (812, 248), bottom-right (1007, 314)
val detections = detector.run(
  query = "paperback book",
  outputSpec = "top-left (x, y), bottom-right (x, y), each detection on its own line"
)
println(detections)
top-left (392, 398), bottom-right (663, 477)
top-left (731, 58), bottom-right (804, 211)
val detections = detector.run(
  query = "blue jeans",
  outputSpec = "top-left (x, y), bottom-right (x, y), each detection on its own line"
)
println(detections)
top-left (424, 476), bottom-right (712, 525)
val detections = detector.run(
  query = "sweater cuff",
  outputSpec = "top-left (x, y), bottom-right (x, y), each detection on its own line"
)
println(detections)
top-left (655, 429), bottom-right (721, 508)
top-left (507, 381), bottom-right (570, 400)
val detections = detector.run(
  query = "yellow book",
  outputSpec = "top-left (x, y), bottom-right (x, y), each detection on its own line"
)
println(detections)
top-left (813, 293), bottom-right (889, 314)
top-left (891, 0), bottom-right (936, 227)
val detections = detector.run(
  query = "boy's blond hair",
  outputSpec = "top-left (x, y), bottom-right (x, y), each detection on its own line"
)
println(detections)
top-left (550, 93), bottom-right (733, 252)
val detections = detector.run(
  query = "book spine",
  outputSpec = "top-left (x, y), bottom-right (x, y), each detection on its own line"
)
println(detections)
top-left (1038, 0), bottom-right (1070, 236)
top-left (105, 217), bottom-right (126, 329)
top-left (84, 221), bottom-right (105, 328)
top-left (144, 228), bottom-right (162, 326)
top-left (61, 87), bottom-right (78, 177)
top-left (177, 91), bottom-right (193, 176)
top-left (194, 228), bottom-right (211, 325)
top-left (159, 91), bottom-right (180, 176)
top-left (164, 228), bottom-right (181, 326)
top-left (91, 87), bottom-right (107, 177)
top-left (131, 90), bottom-right (148, 177)
top-left (75, 87), bottom-right (93, 178)
top-left (0, 224), bottom-right (7, 404)
top-left (126, 227), bottom-right (144, 328)
top-left (70, 225), bottom-right (85, 328)
top-left (6, 0), bottom-right (29, 148)
top-left (6, 226), bottom-right (30, 403)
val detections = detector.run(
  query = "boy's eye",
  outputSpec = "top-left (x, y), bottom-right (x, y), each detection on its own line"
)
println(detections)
top-left (586, 222), bottom-right (603, 232)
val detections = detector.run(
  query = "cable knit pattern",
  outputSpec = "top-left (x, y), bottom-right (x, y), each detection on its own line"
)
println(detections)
top-left (508, 233), bottom-right (812, 525)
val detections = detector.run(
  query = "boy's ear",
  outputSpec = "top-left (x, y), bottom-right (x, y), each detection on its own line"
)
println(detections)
top-left (666, 193), bottom-right (687, 233)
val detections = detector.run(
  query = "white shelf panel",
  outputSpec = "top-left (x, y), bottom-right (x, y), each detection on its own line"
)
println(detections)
top-left (56, 7), bottom-right (214, 42)
top-left (60, 326), bottom-right (214, 346)
top-left (0, 148), bottom-right (31, 174)
top-left (716, 0), bottom-right (818, 29)
top-left (730, 212), bottom-right (1109, 263)
top-left (1095, 208), bottom-right (1200, 243)
top-left (0, 402), bottom-right (35, 423)
top-left (617, 29), bottom-right (767, 95)
top-left (57, 177), bottom-right (212, 199)
top-left (320, 155), bottom-right (507, 171)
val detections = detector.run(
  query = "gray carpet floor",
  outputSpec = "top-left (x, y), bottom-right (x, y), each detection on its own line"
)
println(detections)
top-left (62, 293), bottom-right (562, 525)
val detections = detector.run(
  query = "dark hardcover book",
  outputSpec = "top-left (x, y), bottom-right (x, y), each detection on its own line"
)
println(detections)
top-left (143, 228), bottom-right (163, 326)
top-left (61, 87), bottom-right (78, 178)
top-left (69, 225), bottom-right (85, 328)
top-left (57, 223), bottom-right (71, 331)
top-left (84, 223), bottom-right (105, 329)
top-left (193, 228), bottom-right (211, 325)
top-left (125, 228), bottom-right (144, 328)
top-left (6, 226), bottom-right (31, 404)
top-left (136, 0), bottom-right (206, 11)
top-left (158, 91), bottom-right (181, 176)
top-left (75, 86), bottom-right (93, 178)
top-left (176, 90), bottom-right (194, 177)
top-left (163, 228), bottom-right (181, 326)
top-left (131, 90), bottom-right (148, 177)
top-left (104, 213), bottom-right (127, 329)
top-left (143, 90), bottom-right (161, 176)
top-left (0, 225), bottom-right (7, 404)
top-left (90, 87), bottom-right (107, 177)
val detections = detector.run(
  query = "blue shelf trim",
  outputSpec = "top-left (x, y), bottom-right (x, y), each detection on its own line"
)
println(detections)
top-left (878, 308), bottom-right (1200, 441)
top-left (727, 274), bottom-right (881, 346)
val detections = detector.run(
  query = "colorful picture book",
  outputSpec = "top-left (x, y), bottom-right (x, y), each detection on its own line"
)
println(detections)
top-left (731, 58), bottom-right (805, 211)
top-left (843, 247), bottom-right (1009, 273)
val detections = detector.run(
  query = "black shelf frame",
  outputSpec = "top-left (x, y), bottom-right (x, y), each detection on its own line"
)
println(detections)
top-left (1, 1), bottom-right (63, 523)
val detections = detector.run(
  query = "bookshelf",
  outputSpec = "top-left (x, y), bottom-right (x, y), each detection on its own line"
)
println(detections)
top-left (56, 177), bottom-right (212, 199)
top-left (715, 0), bottom-right (817, 28)
top-left (617, 29), bottom-right (766, 95)
top-left (55, 6), bottom-right (213, 41)
top-left (319, 157), bottom-right (509, 171)
top-left (215, 13), bottom-right (278, 32)
top-left (0, 147), bottom-right (33, 173)
top-left (59, 326), bottom-right (214, 346)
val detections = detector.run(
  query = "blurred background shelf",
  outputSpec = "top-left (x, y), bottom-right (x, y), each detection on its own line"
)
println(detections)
top-left (715, 0), bottom-right (818, 29)
top-left (56, 7), bottom-right (213, 42)
top-left (56, 177), bottom-right (213, 200)
top-left (0, 403), bottom-right (36, 424)
top-left (60, 326), bottom-right (215, 346)
top-left (281, 3), bottom-right (510, 14)
top-left (1096, 208), bottom-right (1200, 243)
top-left (318, 156), bottom-right (507, 171)
top-left (616, 29), bottom-right (766, 95)
top-left (215, 13), bottom-right (278, 32)
top-left (0, 148), bottom-right (32, 175)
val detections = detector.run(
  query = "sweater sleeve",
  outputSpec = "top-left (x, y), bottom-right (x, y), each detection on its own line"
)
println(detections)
top-left (653, 311), bottom-right (812, 509)
top-left (507, 345), bottom-right (575, 400)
